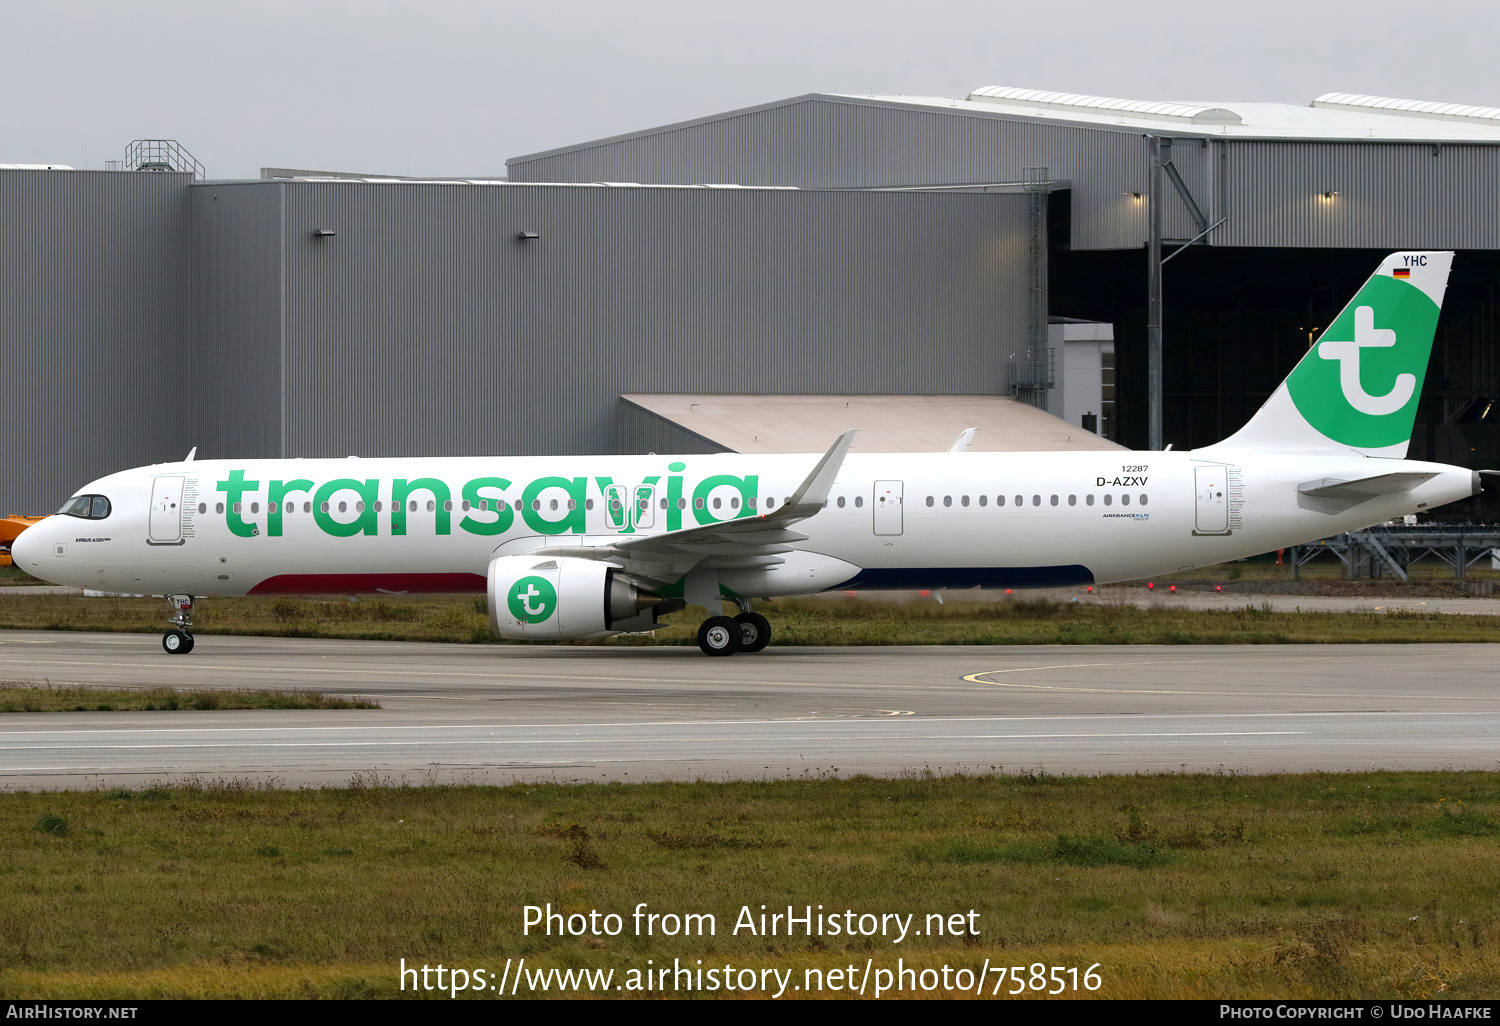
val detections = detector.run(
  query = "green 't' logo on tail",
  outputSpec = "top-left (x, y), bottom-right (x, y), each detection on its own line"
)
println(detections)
top-left (1285, 272), bottom-right (1440, 449)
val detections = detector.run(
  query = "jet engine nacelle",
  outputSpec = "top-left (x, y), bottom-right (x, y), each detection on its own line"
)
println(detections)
top-left (487, 554), bottom-right (662, 640)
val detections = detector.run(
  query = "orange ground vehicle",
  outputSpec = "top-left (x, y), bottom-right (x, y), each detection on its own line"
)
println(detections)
top-left (0, 516), bottom-right (45, 567)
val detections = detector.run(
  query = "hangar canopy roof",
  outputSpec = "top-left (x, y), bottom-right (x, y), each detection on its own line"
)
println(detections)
top-left (620, 395), bottom-right (1126, 454)
top-left (933, 87), bottom-right (1500, 141)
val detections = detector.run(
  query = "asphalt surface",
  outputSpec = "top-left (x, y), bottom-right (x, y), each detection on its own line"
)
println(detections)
top-left (1, 631), bottom-right (1497, 787)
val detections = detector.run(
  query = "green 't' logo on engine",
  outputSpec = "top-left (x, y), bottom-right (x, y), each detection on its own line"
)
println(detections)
top-left (1285, 275), bottom-right (1440, 449)
top-left (508, 576), bottom-right (557, 624)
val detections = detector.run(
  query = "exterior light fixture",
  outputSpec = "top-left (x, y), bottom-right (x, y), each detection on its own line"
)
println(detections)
top-left (1320, 191), bottom-right (1339, 200)
top-left (312, 228), bottom-right (336, 238)
top-left (517, 231), bottom-right (540, 241)
top-left (1125, 192), bottom-right (1142, 199)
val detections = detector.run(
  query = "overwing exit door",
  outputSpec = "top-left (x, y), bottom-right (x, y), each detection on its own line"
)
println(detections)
top-left (873, 480), bottom-right (903, 535)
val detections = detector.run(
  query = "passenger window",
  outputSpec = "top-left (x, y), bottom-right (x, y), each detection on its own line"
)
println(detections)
top-left (1140, 494), bottom-right (1149, 506)
top-left (766, 498), bottom-right (776, 508)
top-left (548, 499), bottom-right (558, 511)
top-left (462, 500), bottom-right (471, 511)
top-left (1068, 495), bottom-right (1076, 506)
top-left (1121, 494), bottom-right (1131, 506)
top-left (337, 502), bottom-right (347, 513)
top-left (943, 496), bottom-right (951, 507)
top-left (712, 498), bottom-right (721, 509)
top-left (1014, 495), bottom-right (1023, 506)
top-left (1049, 495), bottom-right (1058, 506)
top-left (233, 502), bottom-right (242, 514)
top-left (268, 502), bottom-right (277, 514)
top-left (659, 498), bottom-right (667, 510)
top-left (748, 497), bottom-right (758, 509)
top-left (321, 501), bottom-right (330, 513)
top-left (355, 502), bottom-right (363, 513)
top-left (854, 496), bottom-right (863, 507)
top-left (1103, 494), bottom-right (1112, 506)
top-left (374, 501), bottom-right (383, 512)
top-left (514, 500), bottom-right (522, 511)
top-left (837, 496), bottom-right (845, 508)
top-left (532, 500), bottom-right (541, 511)
top-left (198, 503), bottom-right (207, 514)
top-left (444, 500), bottom-right (453, 512)
top-left (961, 495), bottom-right (969, 507)
top-left (1032, 495), bottom-right (1041, 506)
top-left (479, 499), bottom-right (488, 512)
top-left (303, 502), bottom-right (312, 513)
top-left (1086, 494), bottom-right (1094, 506)
top-left (251, 502), bottom-right (260, 514)
top-left (978, 495), bottom-right (987, 507)
top-left (695, 497), bottom-right (705, 510)
top-left (925, 496), bottom-right (934, 507)
top-left (217, 502), bottom-right (225, 514)
top-left (428, 500), bottom-right (437, 512)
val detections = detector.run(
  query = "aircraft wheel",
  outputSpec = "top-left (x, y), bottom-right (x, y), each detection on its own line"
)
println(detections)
top-left (697, 616), bottom-right (741, 656)
top-left (734, 612), bottom-right (771, 653)
top-left (162, 629), bottom-right (192, 655)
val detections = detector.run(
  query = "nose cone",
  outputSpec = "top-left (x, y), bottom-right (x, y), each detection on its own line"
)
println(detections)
top-left (9, 518), bottom-right (50, 577)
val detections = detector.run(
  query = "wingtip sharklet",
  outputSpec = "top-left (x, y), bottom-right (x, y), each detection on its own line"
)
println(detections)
top-left (782, 429), bottom-right (857, 516)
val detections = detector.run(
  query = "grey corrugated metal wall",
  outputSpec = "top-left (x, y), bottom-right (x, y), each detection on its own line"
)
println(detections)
top-left (508, 95), bottom-right (1500, 252)
top-left (1219, 140), bottom-right (1500, 249)
top-left (200, 180), bottom-right (1028, 459)
top-left (190, 182), bottom-right (284, 459)
top-left (0, 169), bottom-right (191, 513)
top-left (506, 95), bottom-right (1201, 249)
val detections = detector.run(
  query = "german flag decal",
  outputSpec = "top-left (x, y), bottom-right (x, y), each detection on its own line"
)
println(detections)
top-left (1393, 268), bottom-right (1412, 278)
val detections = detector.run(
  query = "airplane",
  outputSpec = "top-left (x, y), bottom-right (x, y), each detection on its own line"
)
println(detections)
top-left (11, 251), bottom-right (1491, 656)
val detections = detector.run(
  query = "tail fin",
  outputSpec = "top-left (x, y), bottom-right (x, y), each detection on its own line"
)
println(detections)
top-left (1209, 251), bottom-right (1452, 457)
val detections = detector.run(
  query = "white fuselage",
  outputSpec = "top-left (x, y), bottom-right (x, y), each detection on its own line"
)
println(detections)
top-left (14, 449), bottom-right (1476, 598)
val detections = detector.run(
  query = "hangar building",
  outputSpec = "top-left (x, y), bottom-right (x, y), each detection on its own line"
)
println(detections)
top-left (2, 87), bottom-right (1497, 521)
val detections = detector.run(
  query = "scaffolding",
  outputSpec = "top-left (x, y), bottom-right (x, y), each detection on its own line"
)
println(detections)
top-left (1011, 166), bottom-right (1052, 409)
top-left (1290, 524), bottom-right (1500, 584)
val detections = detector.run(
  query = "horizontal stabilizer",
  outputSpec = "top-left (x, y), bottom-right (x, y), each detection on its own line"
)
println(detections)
top-left (1297, 471), bottom-right (1437, 514)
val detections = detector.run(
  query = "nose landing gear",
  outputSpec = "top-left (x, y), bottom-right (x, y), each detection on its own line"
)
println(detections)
top-left (162, 594), bottom-right (196, 655)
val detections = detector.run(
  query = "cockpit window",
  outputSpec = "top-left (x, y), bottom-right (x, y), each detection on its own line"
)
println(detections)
top-left (58, 494), bottom-right (111, 519)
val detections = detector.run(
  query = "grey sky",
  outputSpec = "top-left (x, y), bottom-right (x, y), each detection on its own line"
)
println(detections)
top-left (6, 0), bottom-right (1498, 179)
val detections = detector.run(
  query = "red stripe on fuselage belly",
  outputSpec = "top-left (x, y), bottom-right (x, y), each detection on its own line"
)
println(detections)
top-left (248, 573), bottom-right (487, 595)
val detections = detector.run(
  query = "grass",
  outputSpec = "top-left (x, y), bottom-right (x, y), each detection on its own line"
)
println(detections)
top-left (0, 681), bottom-right (377, 712)
top-left (0, 590), bottom-right (1496, 647)
top-left (0, 771), bottom-right (1497, 999)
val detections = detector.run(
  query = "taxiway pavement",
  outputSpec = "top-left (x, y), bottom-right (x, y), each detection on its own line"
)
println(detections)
top-left (1, 631), bottom-right (1497, 787)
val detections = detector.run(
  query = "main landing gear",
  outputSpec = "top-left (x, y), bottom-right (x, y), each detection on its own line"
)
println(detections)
top-left (162, 594), bottom-right (195, 655)
top-left (695, 601), bottom-right (772, 657)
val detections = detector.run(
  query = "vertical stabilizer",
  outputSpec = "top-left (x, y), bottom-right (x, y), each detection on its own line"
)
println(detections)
top-left (1206, 252), bottom-right (1451, 457)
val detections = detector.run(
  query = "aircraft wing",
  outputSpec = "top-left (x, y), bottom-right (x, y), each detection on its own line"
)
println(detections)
top-left (533, 430), bottom-right (856, 582)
